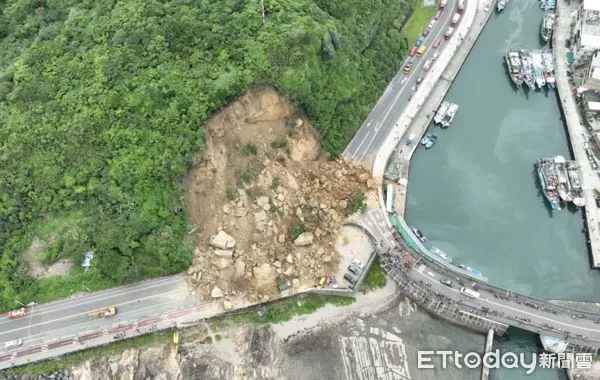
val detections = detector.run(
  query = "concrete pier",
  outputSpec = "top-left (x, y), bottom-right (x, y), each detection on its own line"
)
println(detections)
top-left (481, 328), bottom-right (494, 380)
top-left (554, 0), bottom-right (600, 268)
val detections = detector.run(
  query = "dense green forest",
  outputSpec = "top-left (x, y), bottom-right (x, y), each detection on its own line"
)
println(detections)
top-left (0, 0), bottom-right (414, 308)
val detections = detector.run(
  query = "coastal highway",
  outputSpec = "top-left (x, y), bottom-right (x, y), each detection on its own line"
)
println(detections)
top-left (0, 275), bottom-right (196, 355)
top-left (344, 0), bottom-right (460, 167)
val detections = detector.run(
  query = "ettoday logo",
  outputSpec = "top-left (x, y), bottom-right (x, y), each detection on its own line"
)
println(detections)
top-left (417, 350), bottom-right (593, 374)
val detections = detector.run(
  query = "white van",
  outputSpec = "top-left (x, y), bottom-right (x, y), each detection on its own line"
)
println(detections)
top-left (5, 338), bottom-right (22, 349)
top-left (460, 287), bottom-right (480, 298)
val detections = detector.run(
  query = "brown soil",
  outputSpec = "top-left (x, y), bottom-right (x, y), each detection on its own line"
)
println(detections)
top-left (184, 87), bottom-right (374, 302)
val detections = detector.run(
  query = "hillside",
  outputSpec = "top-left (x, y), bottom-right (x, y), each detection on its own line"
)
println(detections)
top-left (0, 0), bottom-right (412, 307)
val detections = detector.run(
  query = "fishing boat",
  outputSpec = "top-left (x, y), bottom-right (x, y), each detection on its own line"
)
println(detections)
top-left (497, 0), bottom-right (508, 12)
top-left (535, 158), bottom-right (562, 210)
top-left (434, 101), bottom-right (450, 125)
top-left (541, 13), bottom-right (555, 43)
top-left (412, 228), bottom-right (426, 242)
top-left (431, 247), bottom-right (453, 263)
top-left (505, 50), bottom-right (524, 88)
top-left (421, 133), bottom-right (438, 149)
top-left (459, 265), bottom-right (482, 277)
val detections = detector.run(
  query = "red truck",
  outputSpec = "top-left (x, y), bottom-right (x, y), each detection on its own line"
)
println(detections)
top-left (451, 13), bottom-right (461, 26)
top-left (440, 0), bottom-right (447, 9)
top-left (458, 0), bottom-right (465, 13)
top-left (8, 307), bottom-right (27, 319)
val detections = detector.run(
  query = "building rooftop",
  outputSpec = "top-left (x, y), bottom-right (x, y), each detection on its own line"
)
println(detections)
top-left (582, 0), bottom-right (600, 47)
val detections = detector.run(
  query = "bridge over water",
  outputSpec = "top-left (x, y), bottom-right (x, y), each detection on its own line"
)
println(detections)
top-left (354, 208), bottom-right (600, 354)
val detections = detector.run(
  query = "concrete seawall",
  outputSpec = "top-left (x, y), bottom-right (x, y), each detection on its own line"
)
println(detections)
top-left (392, 2), bottom-right (494, 215)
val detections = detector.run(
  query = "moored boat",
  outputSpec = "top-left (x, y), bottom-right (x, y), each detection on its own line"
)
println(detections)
top-left (431, 246), bottom-right (453, 263)
top-left (520, 50), bottom-right (535, 89)
top-left (441, 103), bottom-right (459, 128)
top-left (541, 13), bottom-right (555, 42)
top-left (497, 0), bottom-right (508, 12)
top-left (505, 50), bottom-right (524, 88)
top-left (535, 158), bottom-right (562, 210)
top-left (434, 101), bottom-right (450, 125)
top-left (412, 228), bottom-right (426, 242)
top-left (459, 265), bottom-right (482, 277)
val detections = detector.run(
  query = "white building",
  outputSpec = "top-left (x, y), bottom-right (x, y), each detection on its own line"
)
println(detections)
top-left (572, 0), bottom-right (600, 67)
top-left (582, 50), bottom-right (600, 91)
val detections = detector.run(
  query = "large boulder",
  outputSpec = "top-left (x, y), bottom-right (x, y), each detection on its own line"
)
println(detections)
top-left (210, 230), bottom-right (236, 249)
top-left (294, 232), bottom-right (314, 246)
top-left (211, 286), bottom-right (224, 298)
top-left (213, 249), bottom-right (234, 258)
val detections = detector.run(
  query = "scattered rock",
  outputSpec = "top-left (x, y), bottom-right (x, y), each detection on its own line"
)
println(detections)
top-left (211, 286), bottom-right (224, 298)
top-left (222, 204), bottom-right (233, 215)
top-left (213, 249), bottom-right (234, 258)
top-left (278, 234), bottom-right (286, 243)
top-left (212, 258), bottom-right (233, 270)
top-left (234, 260), bottom-right (246, 277)
top-left (293, 232), bottom-right (314, 246)
top-left (292, 278), bottom-right (300, 288)
top-left (210, 230), bottom-right (236, 249)
top-left (257, 196), bottom-right (270, 211)
top-left (285, 253), bottom-right (293, 264)
top-left (253, 263), bottom-right (274, 280)
top-left (254, 210), bottom-right (267, 223)
top-left (223, 300), bottom-right (234, 310)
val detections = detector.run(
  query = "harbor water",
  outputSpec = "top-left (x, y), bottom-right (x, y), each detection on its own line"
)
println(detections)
top-left (405, 1), bottom-right (598, 379)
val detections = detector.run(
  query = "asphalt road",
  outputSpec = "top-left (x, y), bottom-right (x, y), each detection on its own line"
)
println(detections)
top-left (343, 0), bottom-right (461, 167)
top-left (0, 275), bottom-right (195, 355)
top-left (380, 241), bottom-right (600, 348)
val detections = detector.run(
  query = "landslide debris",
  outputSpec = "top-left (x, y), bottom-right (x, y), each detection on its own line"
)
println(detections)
top-left (184, 87), bottom-right (373, 303)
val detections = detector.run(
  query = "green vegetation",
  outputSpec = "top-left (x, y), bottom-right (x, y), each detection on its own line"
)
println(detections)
top-left (226, 187), bottom-right (239, 201)
top-left (239, 143), bottom-right (259, 156)
top-left (363, 256), bottom-right (387, 290)
top-left (347, 191), bottom-right (367, 215)
top-left (239, 167), bottom-right (259, 184)
top-left (401, 0), bottom-right (439, 42)
top-left (214, 294), bottom-right (355, 326)
top-left (289, 222), bottom-right (306, 241)
top-left (0, 330), bottom-right (174, 376)
top-left (0, 0), bottom-right (418, 309)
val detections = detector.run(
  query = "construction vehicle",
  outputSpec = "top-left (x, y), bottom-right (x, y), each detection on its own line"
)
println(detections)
top-left (87, 306), bottom-right (117, 318)
top-left (8, 308), bottom-right (27, 319)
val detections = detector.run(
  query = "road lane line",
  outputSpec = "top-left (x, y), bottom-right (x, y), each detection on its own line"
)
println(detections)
top-left (354, 0), bottom-right (459, 163)
top-left (0, 292), bottom-right (193, 337)
top-left (0, 277), bottom-right (184, 325)
top-left (0, 295), bottom-right (202, 347)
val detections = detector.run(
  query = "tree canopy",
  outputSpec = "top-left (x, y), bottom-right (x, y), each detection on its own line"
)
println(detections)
top-left (0, 0), bottom-right (411, 308)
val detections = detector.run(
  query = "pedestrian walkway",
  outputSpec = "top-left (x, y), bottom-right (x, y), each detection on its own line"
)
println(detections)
top-left (554, 0), bottom-right (600, 268)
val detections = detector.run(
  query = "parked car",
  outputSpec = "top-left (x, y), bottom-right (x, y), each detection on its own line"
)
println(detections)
top-left (416, 37), bottom-right (425, 47)
top-left (348, 265), bottom-right (361, 276)
top-left (440, 278), bottom-right (453, 287)
top-left (403, 62), bottom-right (413, 74)
top-left (422, 28), bottom-right (430, 37)
top-left (352, 258), bottom-right (363, 268)
top-left (432, 51), bottom-right (440, 60)
top-left (4, 339), bottom-right (22, 349)
top-left (344, 273), bottom-right (357, 288)
top-left (434, 9), bottom-right (443, 20)
top-left (410, 45), bottom-right (418, 56)
top-left (433, 37), bottom-right (442, 48)
top-left (427, 20), bottom-right (436, 30)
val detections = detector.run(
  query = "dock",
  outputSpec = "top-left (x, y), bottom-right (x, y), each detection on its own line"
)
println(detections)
top-left (481, 329), bottom-right (494, 380)
top-left (554, 0), bottom-right (600, 268)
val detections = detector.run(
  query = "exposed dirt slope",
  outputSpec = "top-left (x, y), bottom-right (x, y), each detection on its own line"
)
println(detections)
top-left (184, 87), bottom-right (374, 303)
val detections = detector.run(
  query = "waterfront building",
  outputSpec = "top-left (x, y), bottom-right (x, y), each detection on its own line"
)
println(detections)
top-left (572, 0), bottom-right (600, 67)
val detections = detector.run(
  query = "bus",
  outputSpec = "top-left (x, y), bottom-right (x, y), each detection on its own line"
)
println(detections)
top-left (416, 45), bottom-right (427, 56)
top-left (460, 287), bottom-right (480, 298)
top-left (386, 184), bottom-right (394, 214)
